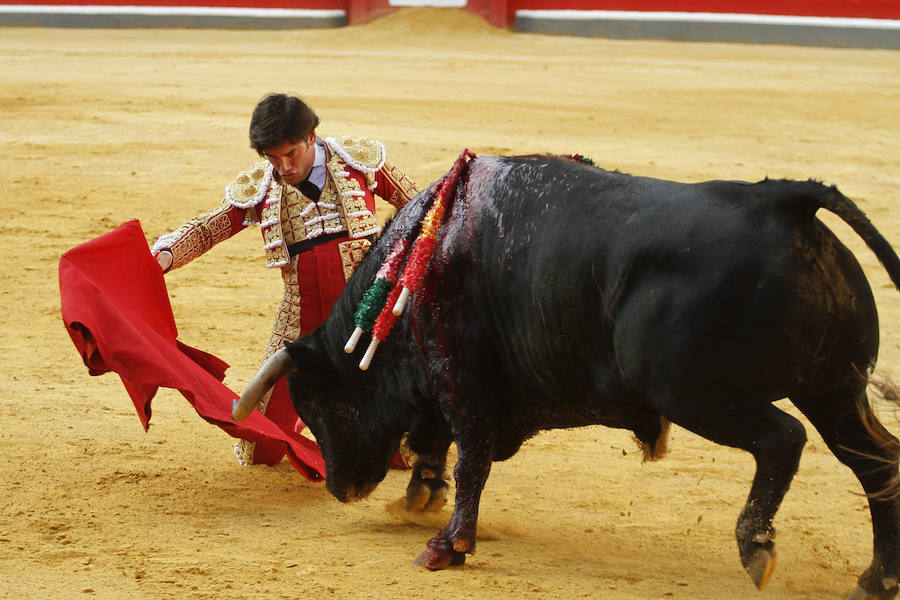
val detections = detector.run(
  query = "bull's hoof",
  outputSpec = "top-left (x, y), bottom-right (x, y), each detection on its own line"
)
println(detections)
top-left (406, 481), bottom-right (448, 513)
top-left (413, 537), bottom-right (466, 570)
top-left (744, 547), bottom-right (777, 590)
top-left (405, 468), bottom-right (450, 513)
top-left (849, 575), bottom-right (899, 600)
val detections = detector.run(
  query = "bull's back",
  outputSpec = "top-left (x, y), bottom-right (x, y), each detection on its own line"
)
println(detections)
top-left (435, 157), bottom-right (879, 411)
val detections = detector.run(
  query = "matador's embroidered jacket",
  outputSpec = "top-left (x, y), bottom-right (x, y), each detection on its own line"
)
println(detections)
top-left (151, 135), bottom-right (419, 359)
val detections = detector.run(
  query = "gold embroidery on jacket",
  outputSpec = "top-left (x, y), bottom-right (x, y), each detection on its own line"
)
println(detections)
top-left (338, 238), bottom-right (372, 281)
top-left (329, 158), bottom-right (378, 238)
top-left (380, 159), bottom-right (420, 208)
top-left (281, 185), bottom-right (315, 245)
top-left (235, 256), bottom-right (302, 465)
top-left (163, 198), bottom-right (238, 270)
top-left (259, 182), bottom-right (289, 268)
top-left (326, 136), bottom-right (385, 172)
top-left (264, 257), bottom-right (303, 358)
top-left (227, 161), bottom-right (272, 208)
top-left (255, 255), bottom-right (303, 418)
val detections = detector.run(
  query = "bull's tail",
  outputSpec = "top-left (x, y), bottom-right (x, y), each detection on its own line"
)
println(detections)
top-left (799, 182), bottom-right (900, 498)
top-left (856, 375), bottom-right (900, 500)
top-left (805, 181), bottom-right (900, 292)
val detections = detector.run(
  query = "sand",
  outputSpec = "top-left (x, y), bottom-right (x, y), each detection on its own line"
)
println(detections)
top-left (2, 8), bottom-right (900, 599)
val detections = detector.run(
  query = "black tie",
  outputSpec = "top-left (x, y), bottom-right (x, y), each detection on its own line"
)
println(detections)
top-left (297, 179), bottom-right (321, 200)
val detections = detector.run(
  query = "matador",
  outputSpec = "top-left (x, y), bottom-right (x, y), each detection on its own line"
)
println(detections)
top-left (153, 124), bottom-right (418, 466)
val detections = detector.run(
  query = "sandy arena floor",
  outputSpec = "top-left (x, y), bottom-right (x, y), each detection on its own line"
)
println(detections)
top-left (2, 8), bottom-right (900, 599)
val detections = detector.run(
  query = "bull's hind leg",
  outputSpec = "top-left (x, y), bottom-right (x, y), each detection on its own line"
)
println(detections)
top-left (406, 451), bottom-right (451, 513)
top-left (405, 406), bottom-right (453, 513)
top-left (659, 398), bottom-right (808, 589)
top-left (791, 384), bottom-right (900, 600)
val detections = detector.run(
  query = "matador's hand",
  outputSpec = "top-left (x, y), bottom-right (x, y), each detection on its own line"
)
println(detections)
top-left (155, 250), bottom-right (173, 272)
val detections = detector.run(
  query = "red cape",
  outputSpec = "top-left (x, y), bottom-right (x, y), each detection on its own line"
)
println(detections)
top-left (59, 220), bottom-right (325, 481)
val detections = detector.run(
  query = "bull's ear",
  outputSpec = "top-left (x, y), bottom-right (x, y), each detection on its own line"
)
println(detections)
top-left (284, 329), bottom-right (336, 367)
top-left (282, 337), bottom-right (306, 362)
top-left (282, 332), bottom-right (341, 395)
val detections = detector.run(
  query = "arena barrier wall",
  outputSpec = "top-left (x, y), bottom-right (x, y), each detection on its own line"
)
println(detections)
top-left (516, 11), bottom-right (900, 48)
top-left (0, 1), bottom-right (348, 28)
top-left (0, 0), bottom-right (898, 48)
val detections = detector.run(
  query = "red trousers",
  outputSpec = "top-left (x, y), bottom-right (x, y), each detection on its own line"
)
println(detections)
top-left (250, 236), bottom-right (349, 466)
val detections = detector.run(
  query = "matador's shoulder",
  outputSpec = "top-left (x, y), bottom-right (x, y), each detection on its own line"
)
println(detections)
top-left (225, 160), bottom-right (274, 209)
top-left (324, 136), bottom-right (387, 173)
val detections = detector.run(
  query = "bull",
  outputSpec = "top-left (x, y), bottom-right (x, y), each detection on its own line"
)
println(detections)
top-left (233, 153), bottom-right (900, 598)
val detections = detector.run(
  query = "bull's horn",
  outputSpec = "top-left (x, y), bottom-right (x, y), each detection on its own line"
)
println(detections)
top-left (231, 347), bottom-right (296, 421)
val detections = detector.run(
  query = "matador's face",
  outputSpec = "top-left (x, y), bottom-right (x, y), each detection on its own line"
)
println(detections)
top-left (263, 131), bottom-right (316, 185)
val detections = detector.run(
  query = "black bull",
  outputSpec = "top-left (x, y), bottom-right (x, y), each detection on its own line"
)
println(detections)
top-left (234, 155), bottom-right (900, 598)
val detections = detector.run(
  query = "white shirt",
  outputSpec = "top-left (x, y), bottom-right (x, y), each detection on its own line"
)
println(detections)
top-left (308, 139), bottom-right (327, 190)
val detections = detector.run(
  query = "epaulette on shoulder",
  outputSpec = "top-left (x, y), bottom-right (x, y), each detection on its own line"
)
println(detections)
top-left (325, 136), bottom-right (386, 173)
top-left (226, 160), bottom-right (274, 209)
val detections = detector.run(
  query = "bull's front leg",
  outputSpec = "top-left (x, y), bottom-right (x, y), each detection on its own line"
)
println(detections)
top-left (414, 434), bottom-right (495, 570)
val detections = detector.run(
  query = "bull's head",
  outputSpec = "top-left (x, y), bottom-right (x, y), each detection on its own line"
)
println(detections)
top-left (233, 333), bottom-right (410, 503)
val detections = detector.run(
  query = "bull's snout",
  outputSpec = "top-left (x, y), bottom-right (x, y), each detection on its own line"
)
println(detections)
top-left (332, 481), bottom-right (378, 503)
top-left (325, 468), bottom-right (381, 503)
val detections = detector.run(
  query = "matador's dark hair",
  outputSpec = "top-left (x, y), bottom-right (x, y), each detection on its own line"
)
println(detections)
top-left (249, 93), bottom-right (320, 155)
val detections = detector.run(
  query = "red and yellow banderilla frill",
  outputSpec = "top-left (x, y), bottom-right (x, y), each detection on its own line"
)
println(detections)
top-left (345, 149), bottom-right (476, 369)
